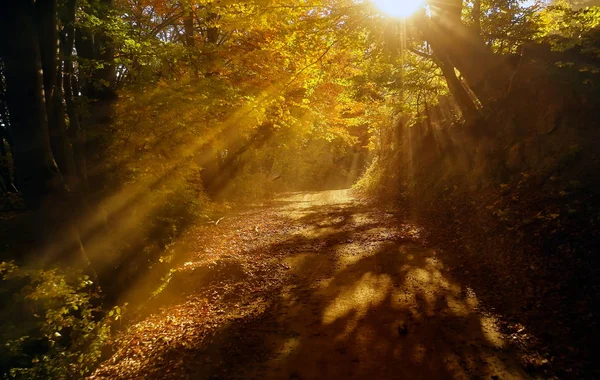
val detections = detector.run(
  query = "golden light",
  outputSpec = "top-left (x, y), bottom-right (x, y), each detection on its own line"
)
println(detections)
top-left (371, 0), bottom-right (425, 18)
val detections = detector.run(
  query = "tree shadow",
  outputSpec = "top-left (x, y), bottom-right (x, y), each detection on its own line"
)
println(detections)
top-left (93, 197), bottom-right (527, 379)
top-left (228, 240), bottom-right (525, 379)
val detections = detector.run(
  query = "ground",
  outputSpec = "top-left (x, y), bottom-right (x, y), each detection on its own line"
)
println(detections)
top-left (91, 190), bottom-right (529, 379)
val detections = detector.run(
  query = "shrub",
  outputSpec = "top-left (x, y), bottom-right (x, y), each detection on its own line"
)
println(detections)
top-left (0, 262), bottom-right (119, 379)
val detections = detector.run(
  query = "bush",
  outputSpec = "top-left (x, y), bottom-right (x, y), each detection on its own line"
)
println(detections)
top-left (0, 262), bottom-right (119, 379)
top-left (353, 156), bottom-right (400, 201)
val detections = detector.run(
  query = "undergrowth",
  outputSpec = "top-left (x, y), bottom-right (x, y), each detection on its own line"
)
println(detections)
top-left (0, 263), bottom-right (120, 379)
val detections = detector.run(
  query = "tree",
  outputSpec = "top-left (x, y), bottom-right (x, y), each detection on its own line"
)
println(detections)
top-left (0, 0), bottom-right (102, 284)
top-left (0, 0), bottom-right (66, 208)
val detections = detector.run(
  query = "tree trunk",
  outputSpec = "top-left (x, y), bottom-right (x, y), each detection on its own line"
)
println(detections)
top-left (472, 0), bottom-right (482, 36)
top-left (51, 52), bottom-right (79, 191)
top-left (0, 135), bottom-right (11, 193)
top-left (35, 0), bottom-right (79, 192)
top-left (183, 2), bottom-right (195, 48)
top-left (435, 53), bottom-right (480, 122)
top-left (206, 11), bottom-right (219, 45)
top-left (0, 0), bottom-right (65, 207)
top-left (0, 64), bottom-right (13, 193)
top-left (63, 0), bottom-right (90, 194)
top-left (0, 0), bottom-right (99, 284)
top-left (35, 0), bottom-right (58, 122)
top-left (418, 4), bottom-right (510, 106)
top-left (203, 9), bottom-right (220, 77)
top-left (181, 1), bottom-right (199, 76)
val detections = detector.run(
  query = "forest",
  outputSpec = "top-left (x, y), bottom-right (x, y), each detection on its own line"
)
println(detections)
top-left (1, 0), bottom-right (599, 378)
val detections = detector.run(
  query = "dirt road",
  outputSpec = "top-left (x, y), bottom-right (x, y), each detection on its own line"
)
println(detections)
top-left (92, 190), bottom-right (528, 379)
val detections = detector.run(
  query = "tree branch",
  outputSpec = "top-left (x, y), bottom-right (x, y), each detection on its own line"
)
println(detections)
top-left (408, 47), bottom-right (435, 60)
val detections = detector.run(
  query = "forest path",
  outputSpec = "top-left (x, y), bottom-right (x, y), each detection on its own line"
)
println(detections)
top-left (92, 190), bottom-right (527, 379)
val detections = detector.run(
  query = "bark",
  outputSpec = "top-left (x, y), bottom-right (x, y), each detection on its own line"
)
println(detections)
top-left (63, 0), bottom-right (90, 194)
top-left (472, 0), bottom-right (482, 36)
top-left (408, 46), bottom-right (480, 120)
top-left (206, 12), bottom-right (219, 45)
top-left (60, 0), bottom-right (104, 285)
top-left (0, 61), bottom-right (9, 129)
top-left (183, 2), bottom-right (195, 48)
top-left (435, 53), bottom-right (480, 122)
top-left (35, 0), bottom-right (58, 117)
top-left (181, 1), bottom-right (199, 77)
top-left (0, 0), bottom-right (65, 207)
top-left (0, 64), bottom-right (13, 192)
top-left (34, 0), bottom-right (79, 192)
top-left (0, 0), bottom-right (98, 284)
top-left (35, 0), bottom-right (75, 188)
top-left (51, 50), bottom-right (78, 191)
top-left (0, 135), bottom-right (11, 193)
top-left (417, 13), bottom-right (510, 107)
top-left (203, 9), bottom-right (220, 77)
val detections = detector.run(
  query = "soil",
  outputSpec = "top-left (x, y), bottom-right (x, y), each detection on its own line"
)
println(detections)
top-left (91, 190), bottom-right (531, 379)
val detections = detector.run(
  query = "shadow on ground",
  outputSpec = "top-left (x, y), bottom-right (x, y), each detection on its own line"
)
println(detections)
top-left (92, 190), bottom-right (527, 379)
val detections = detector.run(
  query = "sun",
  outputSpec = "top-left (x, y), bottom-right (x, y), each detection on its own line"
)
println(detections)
top-left (371, 0), bottom-right (425, 18)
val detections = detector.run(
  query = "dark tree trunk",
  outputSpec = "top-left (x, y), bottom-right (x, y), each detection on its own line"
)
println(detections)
top-left (0, 64), bottom-right (13, 193)
top-left (183, 3), bottom-right (195, 48)
top-left (203, 9), bottom-right (220, 77)
top-left (36, 0), bottom-right (58, 119)
top-left (418, 4), bottom-right (510, 107)
top-left (206, 12), bottom-right (219, 45)
top-left (63, 0), bottom-right (90, 194)
top-left (0, 135), bottom-right (11, 193)
top-left (35, 0), bottom-right (79, 192)
top-left (434, 22), bottom-right (507, 104)
top-left (182, 1), bottom-right (199, 76)
top-left (472, 0), bottom-right (482, 36)
top-left (0, 0), bottom-right (99, 284)
top-left (51, 52), bottom-right (78, 191)
top-left (0, 0), bottom-right (65, 207)
top-left (435, 53), bottom-right (480, 122)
